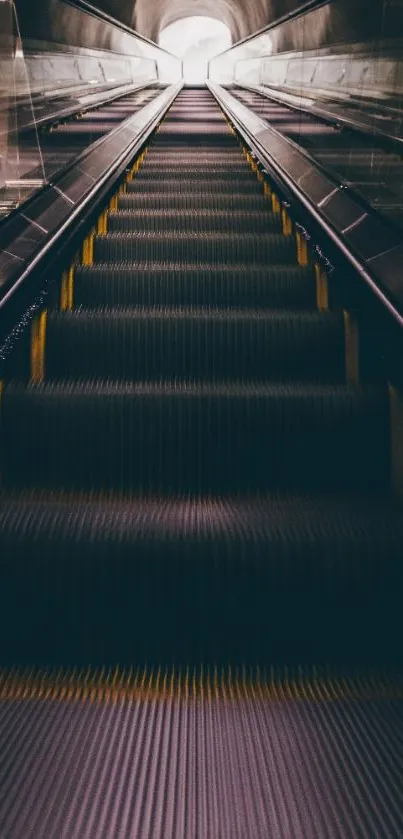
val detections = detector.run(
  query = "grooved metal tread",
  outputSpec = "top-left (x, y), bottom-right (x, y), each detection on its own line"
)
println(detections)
top-left (72, 262), bottom-right (316, 308)
top-left (108, 209), bottom-right (282, 233)
top-left (0, 684), bottom-right (401, 839)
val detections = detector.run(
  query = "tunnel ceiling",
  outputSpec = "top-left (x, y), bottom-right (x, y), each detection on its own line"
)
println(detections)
top-left (96, 0), bottom-right (305, 44)
top-left (15, 0), bottom-right (399, 58)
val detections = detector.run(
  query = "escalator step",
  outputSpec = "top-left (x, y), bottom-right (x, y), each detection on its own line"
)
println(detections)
top-left (0, 492), bottom-right (401, 664)
top-left (74, 263), bottom-right (316, 309)
top-left (126, 179), bottom-right (261, 194)
top-left (1, 492), bottom-right (401, 584)
top-left (0, 679), bottom-right (401, 839)
top-left (94, 232), bottom-right (295, 263)
top-left (143, 153), bottom-right (244, 162)
top-left (2, 382), bottom-right (389, 494)
top-left (118, 193), bottom-right (268, 211)
top-left (108, 210), bottom-right (282, 233)
top-left (134, 169), bottom-right (255, 180)
top-left (143, 151), bottom-right (244, 159)
top-left (157, 126), bottom-right (233, 135)
top-left (45, 309), bottom-right (345, 382)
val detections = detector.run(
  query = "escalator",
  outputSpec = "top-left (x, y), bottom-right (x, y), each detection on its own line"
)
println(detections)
top-left (232, 87), bottom-right (403, 230)
top-left (1, 85), bottom-right (161, 219)
top-left (0, 87), bottom-right (403, 837)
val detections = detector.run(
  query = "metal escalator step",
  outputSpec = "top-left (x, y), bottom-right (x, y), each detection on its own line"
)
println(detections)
top-left (0, 677), bottom-right (402, 839)
top-left (134, 169), bottom-right (255, 180)
top-left (0, 492), bottom-right (402, 664)
top-left (1, 492), bottom-right (402, 582)
top-left (145, 151), bottom-right (244, 160)
top-left (143, 161), bottom-right (247, 170)
top-left (153, 132), bottom-right (236, 145)
top-left (0, 489), bottom-right (402, 659)
top-left (94, 232), bottom-right (295, 263)
top-left (143, 151), bottom-right (243, 160)
top-left (118, 193), bottom-right (268, 211)
top-left (126, 178), bottom-right (261, 194)
top-left (157, 125), bottom-right (232, 134)
top-left (108, 210), bottom-right (282, 233)
top-left (45, 309), bottom-right (345, 382)
top-left (74, 263), bottom-right (316, 309)
top-left (2, 382), bottom-right (389, 494)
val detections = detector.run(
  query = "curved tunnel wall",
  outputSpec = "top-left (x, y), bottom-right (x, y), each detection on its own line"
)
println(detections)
top-left (14, 0), bottom-right (403, 54)
top-left (210, 0), bottom-right (403, 116)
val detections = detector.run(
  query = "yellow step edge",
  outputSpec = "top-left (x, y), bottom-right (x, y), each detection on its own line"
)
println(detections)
top-left (0, 667), bottom-right (401, 705)
top-left (282, 207), bottom-right (293, 236)
top-left (271, 193), bottom-right (281, 215)
top-left (296, 231), bottom-right (309, 265)
top-left (82, 231), bottom-right (95, 265)
top-left (60, 265), bottom-right (75, 311)
top-left (96, 209), bottom-right (108, 235)
top-left (30, 310), bottom-right (47, 383)
top-left (109, 194), bottom-right (118, 211)
top-left (263, 181), bottom-right (272, 198)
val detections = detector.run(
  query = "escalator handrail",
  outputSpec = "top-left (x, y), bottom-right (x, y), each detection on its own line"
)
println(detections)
top-left (0, 82), bottom-right (183, 314)
top-left (9, 79), bottom-right (157, 136)
top-left (236, 82), bottom-right (403, 149)
top-left (208, 80), bottom-right (403, 331)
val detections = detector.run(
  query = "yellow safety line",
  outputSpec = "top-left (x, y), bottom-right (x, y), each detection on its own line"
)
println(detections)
top-left (388, 383), bottom-right (403, 499)
top-left (0, 665), bottom-right (401, 706)
top-left (60, 266), bottom-right (75, 311)
top-left (82, 231), bottom-right (95, 266)
top-left (109, 194), bottom-right (118, 211)
top-left (30, 310), bottom-right (47, 383)
top-left (315, 264), bottom-right (329, 311)
top-left (96, 209), bottom-right (108, 235)
top-left (343, 310), bottom-right (360, 384)
top-left (263, 181), bottom-right (271, 198)
top-left (271, 192), bottom-right (281, 215)
top-left (282, 207), bottom-right (293, 236)
top-left (296, 231), bottom-right (309, 265)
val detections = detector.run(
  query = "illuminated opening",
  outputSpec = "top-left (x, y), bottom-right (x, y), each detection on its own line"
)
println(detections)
top-left (159, 16), bottom-right (231, 84)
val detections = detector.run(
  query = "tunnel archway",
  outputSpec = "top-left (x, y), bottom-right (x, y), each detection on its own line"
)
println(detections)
top-left (159, 16), bottom-right (232, 83)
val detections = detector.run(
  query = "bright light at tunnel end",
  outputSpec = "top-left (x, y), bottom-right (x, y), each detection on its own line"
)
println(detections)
top-left (159, 16), bottom-right (231, 84)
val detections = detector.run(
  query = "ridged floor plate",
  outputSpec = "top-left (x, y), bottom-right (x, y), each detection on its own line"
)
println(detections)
top-left (0, 670), bottom-right (402, 839)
